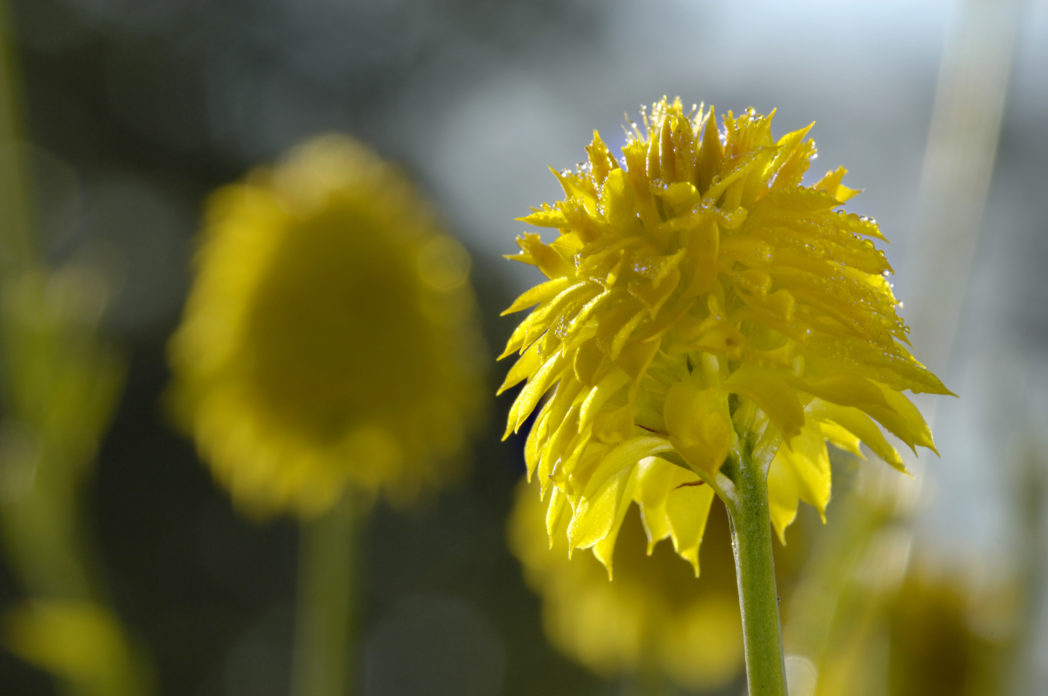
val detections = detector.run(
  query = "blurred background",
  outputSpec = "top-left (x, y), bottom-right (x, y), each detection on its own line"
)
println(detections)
top-left (1, 0), bottom-right (1046, 694)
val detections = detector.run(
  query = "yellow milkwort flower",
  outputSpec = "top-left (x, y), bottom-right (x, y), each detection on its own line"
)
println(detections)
top-left (499, 97), bottom-right (949, 574)
top-left (169, 135), bottom-right (487, 517)
top-left (509, 480), bottom-right (742, 689)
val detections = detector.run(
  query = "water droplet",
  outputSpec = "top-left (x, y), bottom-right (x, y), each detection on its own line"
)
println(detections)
top-left (757, 242), bottom-right (773, 262)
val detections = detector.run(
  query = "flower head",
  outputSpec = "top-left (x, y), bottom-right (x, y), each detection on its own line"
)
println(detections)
top-left (508, 480), bottom-right (742, 689)
top-left (499, 98), bottom-right (949, 574)
top-left (169, 135), bottom-right (487, 517)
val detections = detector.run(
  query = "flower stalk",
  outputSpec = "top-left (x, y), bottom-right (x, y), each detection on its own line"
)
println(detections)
top-left (292, 494), bottom-right (359, 696)
top-left (724, 448), bottom-right (788, 696)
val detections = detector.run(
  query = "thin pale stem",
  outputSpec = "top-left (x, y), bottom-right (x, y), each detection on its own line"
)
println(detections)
top-left (723, 450), bottom-right (788, 696)
top-left (291, 494), bottom-right (359, 696)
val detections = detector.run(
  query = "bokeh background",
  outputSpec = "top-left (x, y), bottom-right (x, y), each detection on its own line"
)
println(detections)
top-left (1, 0), bottom-right (1046, 694)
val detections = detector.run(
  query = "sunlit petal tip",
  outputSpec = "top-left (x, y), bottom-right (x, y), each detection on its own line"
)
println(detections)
top-left (514, 208), bottom-right (548, 224)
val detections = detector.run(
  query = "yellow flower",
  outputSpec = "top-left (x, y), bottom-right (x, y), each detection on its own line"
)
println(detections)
top-left (499, 98), bottom-right (949, 574)
top-left (808, 565), bottom-right (1015, 696)
top-left (3, 599), bottom-right (151, 695)
top-left (169, 135), bottom-right (487, 517)
top-left (508, 480), bottom-right (743, 689)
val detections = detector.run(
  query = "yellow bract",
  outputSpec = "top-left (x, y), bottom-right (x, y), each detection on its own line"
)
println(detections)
top-left (500, 98), bottom-right (948, 574)
top-left (169, 135), bottom-right (487, 518)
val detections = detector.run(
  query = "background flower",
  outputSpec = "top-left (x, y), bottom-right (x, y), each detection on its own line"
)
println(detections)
top-left (508, 479), bottom-right (743, 691)
top-left (797, 559), bottom-right (1018, 696)
top-left (168, 135), bottom-right (488, 517)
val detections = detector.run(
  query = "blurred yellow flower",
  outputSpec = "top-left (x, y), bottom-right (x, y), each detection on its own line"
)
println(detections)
top-left (500, 98), bottom-right (948, 574)
top-left (810, 565), bottom-right (1015, 696)
top-left (508, 480), bottom-right (742, 690)
top-left (169, 135), bottom-right (487, 517)
top-left (881, 568), bottom-right (1013, 696)
top-left (3, 599), bottom-right (151, 695)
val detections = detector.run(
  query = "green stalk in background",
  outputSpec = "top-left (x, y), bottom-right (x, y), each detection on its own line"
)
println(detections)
top-left (0, 2), bottom-right (152, 693)
top-left (0, 0), bottom-right (34, 270)
top-left (291, 494), bottom-right (361, 696)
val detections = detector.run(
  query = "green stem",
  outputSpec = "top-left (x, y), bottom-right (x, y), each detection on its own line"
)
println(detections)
top-left (0, 0), bottom-right (37, 271)
top-left (723, 451), bottom-right (788, 696)
top-left (291, 494), bottom-right (359, 696)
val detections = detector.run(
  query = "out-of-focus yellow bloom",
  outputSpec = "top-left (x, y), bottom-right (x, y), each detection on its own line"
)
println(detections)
top-left (881, 569), bottom-right (1013, 696)
top-left (169, 135), bottom-right (487, 517)
top-left (810, 565), bottom-right (1014, 696)
top-left (3, 599), bottom-right (150, 695)
top-left (500, 98), bottom-right (949, 574)
top-left (508, 480), bottom-right (742, 689)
